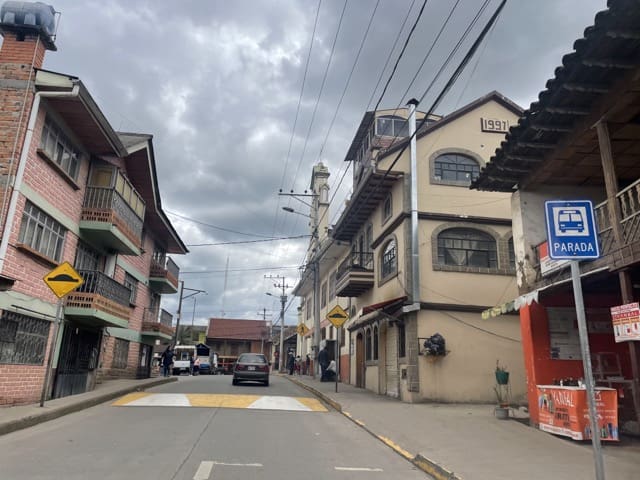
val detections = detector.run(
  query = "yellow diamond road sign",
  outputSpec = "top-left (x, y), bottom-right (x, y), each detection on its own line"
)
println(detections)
top-left (297, 323), bottom-right (310, 336)
top-left (44, 262), bottom-right (83, 298)
top-left (327, 305), bottom-right (349, 328)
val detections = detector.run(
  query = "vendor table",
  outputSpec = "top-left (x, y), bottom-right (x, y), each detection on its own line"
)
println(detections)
top-left (536, 385), bottom-right (618, 441)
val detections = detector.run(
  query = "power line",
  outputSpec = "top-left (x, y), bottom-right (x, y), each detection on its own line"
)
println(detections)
top-left (187, 234), bottom-right (310, 247)
top-left (166, 210), bottom-right (274, 238)
top-left (182, 266), bottom-right (300, 274)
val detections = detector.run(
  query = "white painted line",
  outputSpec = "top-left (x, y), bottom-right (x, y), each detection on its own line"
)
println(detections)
top-left (211, 461), bottom-right (263, 467)
top-left (247, 395), bottom-right (311, 411)
top-left (127, 393), bottom-right (191, 407)
top-left (335, 467), bottom-right (384, 472)
top-left (193, 461), bottom-right (214, 480)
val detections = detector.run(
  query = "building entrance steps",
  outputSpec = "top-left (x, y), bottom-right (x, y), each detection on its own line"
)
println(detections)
top-left (284, 374), bottom-right (640, 480)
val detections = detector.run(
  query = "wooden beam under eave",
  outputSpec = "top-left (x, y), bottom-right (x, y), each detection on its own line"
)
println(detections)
top-left (605, 29), bottom-right (640, 40)
top-left (516, 141), bottom-right (557, 149)
top-left (504, 154), bottom-right (544, 163)
top-left (545, 106), bottom-right (591, 115)
top-left (492, 163), bottom-right (531, 174)
top-left (582, 58), bottom-right (637, 69)
top-left (529, 124), bottom-right (574, 133)
top-left (561, 82), bottom-right (610, 94)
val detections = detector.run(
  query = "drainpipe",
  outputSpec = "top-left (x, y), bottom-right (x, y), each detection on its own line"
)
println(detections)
top-left (405, 98), bottom-right (420, 312)
top-left (0, 83), bottom-right (81, 272)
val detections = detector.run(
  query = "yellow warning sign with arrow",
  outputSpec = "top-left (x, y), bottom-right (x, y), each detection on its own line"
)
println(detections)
top-left (326, 305), bottom-right (349, 328)
top-left (43, 262), bottom-right (83, 298)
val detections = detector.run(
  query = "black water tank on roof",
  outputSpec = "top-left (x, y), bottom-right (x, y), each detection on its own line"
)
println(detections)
top-left (0, 1), bottom-right (56, 37)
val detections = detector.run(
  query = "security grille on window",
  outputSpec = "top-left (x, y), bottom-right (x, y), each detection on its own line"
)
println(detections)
top-left (74, 241), bottom-right (102, 271)
top-left (112, 338), bottom-right (129, 369)
top-left (40, 116), bottom-right (81, 180)
top-left (0, 312), bottom-right (51, 365)
top-left (438, 228), bottom-right (497, 268)
top-left (123, 273), bottom-right (138, 305)
top-left (433, 153), bottom-right (480, 184)
top-left (381, 239), bottom-right (397, 278)
top-left (18, 201), bottom-right (66, 262)
top-left (365, 328), bottom-right (372, 360)
top-left (373, 326), bottom-right (379, 360)
top-left (508, 237), bottom-right (516, 269)
top-left (321, 281), bottom-right (327, 308)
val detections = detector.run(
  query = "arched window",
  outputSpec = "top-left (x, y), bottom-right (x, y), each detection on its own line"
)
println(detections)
top-left (373, 326), bottom-right (379, 360)
top-left (376, 115), bottom-right (408, 137)
top-left (381, 239), bottom-right (397, 278)
top-left (437, 228), bottom-right (497, 268)
top-left (433, 153), bottom-right (480, 185)
top-left (365, 328), bottom-right (372, 361)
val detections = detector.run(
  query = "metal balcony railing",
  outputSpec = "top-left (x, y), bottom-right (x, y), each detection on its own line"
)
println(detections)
top-left (83, 186), bottom-right (143, 240)
top-left (336, 251), bottom-right (374, 281)
top-left (160, 309), bottom-right (173, 327)
top-left (150, 256), bottom-right (179, 279)
top-left (75, 270), bottom-right (132, 307)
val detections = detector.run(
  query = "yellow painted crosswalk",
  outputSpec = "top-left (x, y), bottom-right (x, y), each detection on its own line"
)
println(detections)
top-left (112, 393), bottom-right (327, 411)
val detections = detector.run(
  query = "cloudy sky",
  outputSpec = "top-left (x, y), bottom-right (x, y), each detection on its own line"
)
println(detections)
top-left (31, 0), bottom-right (607, 327)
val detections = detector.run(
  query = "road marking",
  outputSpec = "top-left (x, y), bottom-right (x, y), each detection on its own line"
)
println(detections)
top-left (193, 461), bottom-right (214, 480)
top-left (112, 393), bottom-right (327, 411)
top-left (335, 467), bottom-right (384, 472)
top-left (211, 461), bottom-right (263, 467)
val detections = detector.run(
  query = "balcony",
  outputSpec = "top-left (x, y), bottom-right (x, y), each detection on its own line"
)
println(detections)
top-left (149, 256), bottom-right (179, 294)
top-left (80, 186), bottom-right (143, 255)
top-left (141, 308), bottom-right (174, 341)
top-left (335, 251), bottom-right (374, 297)
top-left (65, 270), bottom-right (132, 328)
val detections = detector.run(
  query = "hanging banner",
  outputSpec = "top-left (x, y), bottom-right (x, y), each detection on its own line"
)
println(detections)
top-left (610, 302), bottom-right (640, 342)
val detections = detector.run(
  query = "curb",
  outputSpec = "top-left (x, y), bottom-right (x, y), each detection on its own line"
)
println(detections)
top-left (285, 376), bottom-right (462, 480)
top-left (0, 377), bottom-right (177, 437)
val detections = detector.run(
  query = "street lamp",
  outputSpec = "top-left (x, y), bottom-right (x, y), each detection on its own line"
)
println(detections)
top-left (282, 205), bottom-right (320, 379)
top-left (173, 282), bottom-right (206, 345)
top-left (266, 291), bottom-right (287, 372)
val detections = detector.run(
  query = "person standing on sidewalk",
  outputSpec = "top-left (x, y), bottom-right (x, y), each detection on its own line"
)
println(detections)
top-left (318, 345), bottom-right (329, 381)
top-left (287, 352), bottom-right (295, 375)
top-left (160, 345), bottom-right (174, 377)
top-left (305, 354), bottom-right (311, 375)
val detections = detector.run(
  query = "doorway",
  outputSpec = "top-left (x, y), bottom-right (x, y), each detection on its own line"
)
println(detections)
top-left (53, 323), bottom-right (101, 399)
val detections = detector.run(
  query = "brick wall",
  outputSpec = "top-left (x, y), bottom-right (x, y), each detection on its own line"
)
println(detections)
top-left (0, 315), bottom-right (54, 406)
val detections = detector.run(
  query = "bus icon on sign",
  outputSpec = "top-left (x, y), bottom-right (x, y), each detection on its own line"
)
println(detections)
top-left (557, 209), bottom-right (585, 233)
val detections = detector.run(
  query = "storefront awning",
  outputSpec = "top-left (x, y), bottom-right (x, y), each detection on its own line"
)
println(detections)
top-left (481, 266), bottom-right (609, 319)
top-left (348, 296), bottom-right (407, 331)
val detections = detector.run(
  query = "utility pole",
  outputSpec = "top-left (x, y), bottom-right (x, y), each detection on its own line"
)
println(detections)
top-left (279, 189), bottom-right (321, 378)
top-left (173, 281), bottom-right (206, 345)
top-left (265, 275), bottom-right (291, 373)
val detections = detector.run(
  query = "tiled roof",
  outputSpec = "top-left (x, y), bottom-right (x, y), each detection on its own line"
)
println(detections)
top-left (207, 318), bottom-right (270, 340)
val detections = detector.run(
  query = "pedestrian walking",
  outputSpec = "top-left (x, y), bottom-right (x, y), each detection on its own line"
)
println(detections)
top-left (305, 354), bottom-right (311, 375)
top-left (295, 355), bottom-right (301, 375)
top-left (287, 352), bottom-right (295, 375)
top-left (318, 345), bottom-right (329, 381)
top-left (160, 345), bottom-right (174, 377)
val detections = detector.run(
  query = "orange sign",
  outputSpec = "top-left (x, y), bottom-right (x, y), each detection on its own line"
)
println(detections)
top-left (537, 386), bottom-right (618, 441)
top-left (610, 302), bottom-right (640, 342)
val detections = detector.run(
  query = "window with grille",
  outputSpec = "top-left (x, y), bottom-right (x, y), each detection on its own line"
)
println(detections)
top-left (398, 323), bottom-right (406, 358)
top-left (18, 201), bottom-right (66, 262)
top-left (433, 153), bottom-right (480, 185)
top-left (321, 282), bottom-right (327, 308)
top-left (381, 239), bottom-right (397, 279)
top-left (365, 328), bottom-right (372, 360)
top-left (112, 339), bottom-right (129, 369)
top-left (508, 237), bottom-right (516, 269)
top-left (39, 115), bottom-right (81, 180)
top-left (123, 273), bottom-right (138, 305)
top-left (437, 228), bottom-right (497, 268)
top-left (74, 241), bottom-right (101, 271)
top-left (0, 312), bottom-right (50, 365)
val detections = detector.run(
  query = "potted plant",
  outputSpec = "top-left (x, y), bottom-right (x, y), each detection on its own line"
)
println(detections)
top-left (494, 385), bottom-right (510, 419)
top-left (495, 360), bottom-right (509, 385)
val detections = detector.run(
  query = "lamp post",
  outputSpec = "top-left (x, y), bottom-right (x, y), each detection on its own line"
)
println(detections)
top-left (281, 205), bottom-right (320, 378)
top-left (173, 281), bottom-right (206, 345)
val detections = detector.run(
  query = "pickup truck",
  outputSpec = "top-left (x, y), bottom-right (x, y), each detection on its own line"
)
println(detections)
top-left (172, 346), bottom-right (195, 375)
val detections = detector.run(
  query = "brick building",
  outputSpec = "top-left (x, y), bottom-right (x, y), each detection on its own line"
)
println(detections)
top-left (206, 318), bottom-right (271, 372)
top-left (0, 2), bottom-right (186, 405)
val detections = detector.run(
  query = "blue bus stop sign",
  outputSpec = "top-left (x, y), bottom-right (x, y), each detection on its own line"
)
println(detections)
top-left (545, 200), bottom-right (600, 260)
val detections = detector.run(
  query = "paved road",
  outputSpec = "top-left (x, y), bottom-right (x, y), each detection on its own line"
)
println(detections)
top-left (0, 374), bottom-right (432, 480)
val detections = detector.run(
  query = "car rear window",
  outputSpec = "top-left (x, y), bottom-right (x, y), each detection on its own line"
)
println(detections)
top-left (238, 354), bottom-right (267, 364)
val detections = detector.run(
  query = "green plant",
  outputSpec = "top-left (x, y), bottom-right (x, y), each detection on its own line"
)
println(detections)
top-left (495, 360), bottom-right (510, 385)
top-left (495, 359), bottom-right (508, 373)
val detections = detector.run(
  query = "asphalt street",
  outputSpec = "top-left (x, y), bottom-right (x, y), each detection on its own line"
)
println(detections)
top-left (0, 374), bottom-right (432, 479)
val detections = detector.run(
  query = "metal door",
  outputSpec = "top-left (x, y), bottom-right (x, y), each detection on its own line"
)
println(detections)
top-left (53, 323), bottom-right (100, 399)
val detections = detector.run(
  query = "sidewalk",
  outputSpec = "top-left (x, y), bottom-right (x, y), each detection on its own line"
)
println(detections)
top-left (285, 374), bottom-right (640, 480)
top-left (0, 376), bottom-right (176, 436)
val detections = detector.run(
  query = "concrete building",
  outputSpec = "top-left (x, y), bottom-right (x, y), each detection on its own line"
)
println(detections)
top-left (0, 2), bottom-right (186, 405)
top-left (472, 0), bottom-right (640, 433)
top-left (294, 92), bottom-right (528, 403)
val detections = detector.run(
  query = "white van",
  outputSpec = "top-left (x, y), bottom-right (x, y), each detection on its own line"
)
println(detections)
top-left (172, 345), bottom-right (196, 375)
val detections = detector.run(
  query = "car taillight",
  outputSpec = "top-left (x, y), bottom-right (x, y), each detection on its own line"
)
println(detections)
top-left (259, 364), bottom-right (269, 372)
top-left (235, 364), bottom-right (246, 371)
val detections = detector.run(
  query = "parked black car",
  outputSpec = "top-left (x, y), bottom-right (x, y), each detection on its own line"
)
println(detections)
top-left (232, 353), bottom-right (269, 386)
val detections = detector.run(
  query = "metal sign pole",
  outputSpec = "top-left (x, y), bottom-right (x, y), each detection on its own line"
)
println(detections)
top-left (570, 260), bottom-right (605, 480)
top-left (40, 298), bottom-right (63, 407)
top-left (335, 327), bottom-right (339, 393)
